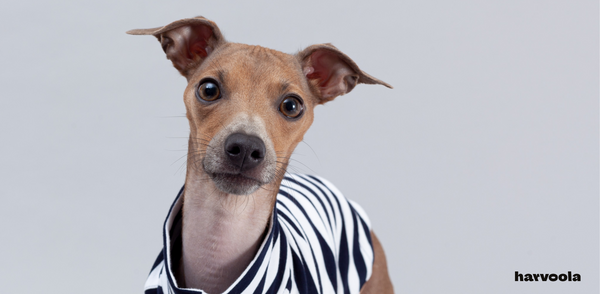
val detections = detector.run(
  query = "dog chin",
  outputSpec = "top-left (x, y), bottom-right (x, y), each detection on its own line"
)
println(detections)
top-left (210, 173), bottom-right (264, 195)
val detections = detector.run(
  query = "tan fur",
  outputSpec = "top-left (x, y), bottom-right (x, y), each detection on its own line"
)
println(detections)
top-left (360, 232), bottom-right (394, 294)
top-left (129, 16), bottom-right (393, 294)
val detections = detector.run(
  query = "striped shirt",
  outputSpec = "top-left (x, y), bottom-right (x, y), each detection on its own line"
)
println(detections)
top-left (144, 174), bottom-right (374, 294)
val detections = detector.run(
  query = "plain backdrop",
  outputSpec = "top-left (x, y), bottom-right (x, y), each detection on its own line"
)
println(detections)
top-left (1, 1), bottom-right (597, 293)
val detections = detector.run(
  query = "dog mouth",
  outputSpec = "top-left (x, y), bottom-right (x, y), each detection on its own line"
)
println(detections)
top-left (208, 172), bottom-right (265, 195)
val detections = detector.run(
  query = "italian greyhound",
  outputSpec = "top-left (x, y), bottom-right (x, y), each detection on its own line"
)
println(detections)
top-left (128, 16), bottom-right (393, 294)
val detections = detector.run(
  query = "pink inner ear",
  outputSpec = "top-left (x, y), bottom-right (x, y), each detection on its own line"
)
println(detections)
top-left (163, 24), bottom-right (214, 71)
top-left (305, 49), bottom-right (357, 99)
top-left (306, 50), bottom-right (336, 86)
top-left (188, 25), bottom-right (213, 58)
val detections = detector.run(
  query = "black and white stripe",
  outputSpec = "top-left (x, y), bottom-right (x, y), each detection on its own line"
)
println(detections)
top-left (144, 174), bottom-right (374, 294)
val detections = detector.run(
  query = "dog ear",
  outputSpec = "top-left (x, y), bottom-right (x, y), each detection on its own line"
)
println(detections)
top-left (297, 44), bottom-right (392, 103)
top-left (127, 16), bottom-right (225, 78)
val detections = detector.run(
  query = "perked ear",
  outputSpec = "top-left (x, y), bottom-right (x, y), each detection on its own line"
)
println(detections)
top-left (297, 44), bottom-right (392, 103)
top-left (127, 16), bottom-right (225, 78)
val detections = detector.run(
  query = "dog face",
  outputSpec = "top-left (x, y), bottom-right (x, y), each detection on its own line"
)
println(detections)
top-left (184, 43), bottom-right (316, 195)
top-left (127, 17), bottom-right (391, 195)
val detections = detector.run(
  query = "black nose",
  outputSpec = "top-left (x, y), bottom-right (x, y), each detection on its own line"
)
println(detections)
top-left (224, 133), bottom-right (266, 171)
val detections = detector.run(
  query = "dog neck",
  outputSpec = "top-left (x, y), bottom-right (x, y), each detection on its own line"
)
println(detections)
top-left (179, 164), bottom-right (279, 293)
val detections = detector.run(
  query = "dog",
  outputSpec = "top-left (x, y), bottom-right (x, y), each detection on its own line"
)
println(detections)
top-left (128, 16), bottom-right (393, 294)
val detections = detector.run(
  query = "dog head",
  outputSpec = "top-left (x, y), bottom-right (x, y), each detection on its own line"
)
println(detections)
top-left (128, 16), bottom-right (391, 195)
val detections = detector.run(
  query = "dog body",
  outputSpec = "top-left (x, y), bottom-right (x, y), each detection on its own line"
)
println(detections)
top-left (129, 16), bottom-right (393, 294)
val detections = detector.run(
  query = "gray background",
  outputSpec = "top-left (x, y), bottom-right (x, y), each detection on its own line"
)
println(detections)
top-left (1, 0), bottom-right (597, 293)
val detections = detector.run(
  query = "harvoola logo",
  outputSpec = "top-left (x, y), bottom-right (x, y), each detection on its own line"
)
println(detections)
top-left (515, 271), bottom-right (581, 282)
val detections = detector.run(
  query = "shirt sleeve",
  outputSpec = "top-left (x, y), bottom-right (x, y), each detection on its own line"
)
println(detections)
top-left (278, 174), bottom-right (374, 293)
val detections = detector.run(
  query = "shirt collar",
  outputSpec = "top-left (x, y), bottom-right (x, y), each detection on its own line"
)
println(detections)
top-left (161, 186), bottom-right (277, 293)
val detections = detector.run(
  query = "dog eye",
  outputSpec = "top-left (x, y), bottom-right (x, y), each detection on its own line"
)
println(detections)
top-left (279, 96), bottom-right (304, 118)
top-left (196, 81), bottom-right (221, 102)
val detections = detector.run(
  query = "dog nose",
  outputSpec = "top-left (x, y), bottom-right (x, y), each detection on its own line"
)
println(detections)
top-left (224, 133), bottom-right (266, 171)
